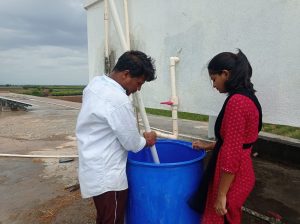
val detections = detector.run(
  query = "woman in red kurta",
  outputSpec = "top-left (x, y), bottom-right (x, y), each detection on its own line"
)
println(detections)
top-left (190, 49), bottom-right (262, 224)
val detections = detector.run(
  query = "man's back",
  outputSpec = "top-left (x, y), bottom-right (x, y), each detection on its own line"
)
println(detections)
top-left (76, 75), bottom-right (145, 198)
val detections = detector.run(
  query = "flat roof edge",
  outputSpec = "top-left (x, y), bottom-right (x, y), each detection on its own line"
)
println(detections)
top-left (84, 0), bottom-right (102, 10)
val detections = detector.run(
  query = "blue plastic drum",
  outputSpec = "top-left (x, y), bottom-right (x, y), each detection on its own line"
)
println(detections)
top-left (126, 139), bottom-right (205, 224)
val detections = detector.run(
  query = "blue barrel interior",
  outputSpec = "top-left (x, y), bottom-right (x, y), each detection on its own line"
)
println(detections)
top-left (127, 139), bottom-right (206, 224)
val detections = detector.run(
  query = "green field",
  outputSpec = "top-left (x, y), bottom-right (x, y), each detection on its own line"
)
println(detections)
top-left (0, 85), bottom-right (85, 97)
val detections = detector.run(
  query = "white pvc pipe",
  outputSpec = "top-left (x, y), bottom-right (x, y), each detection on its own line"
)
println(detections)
top-left (135, 92), bottom-right (160, 163)
top-left (107, 0), bottom-right (128, 51)
top-left (149, 126), bottom-right (215, 143)
top-left (170, 57), bottom-right (180, 138)
top-left (170, 57), bottom-right (180, 101)
top-left (0, 154), bottom-right (78, 158)
top-left (151, 57), bottom-right (180, 140)
top-left (123, 0), bottom-right (130, 48)
top-left (132, 93), bottom-right (141, 133)
top-left (104, 0), bottom-right (109, 59)
top-left (122, 3), bottom-right (140, 132)
top-left (108, 0), bottom-right (160, 164)
top-left (155, 130), bottom-right (178, 139)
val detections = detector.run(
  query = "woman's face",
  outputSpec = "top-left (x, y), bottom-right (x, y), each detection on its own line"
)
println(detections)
top-left (209, 71), bottom-right (229, 93)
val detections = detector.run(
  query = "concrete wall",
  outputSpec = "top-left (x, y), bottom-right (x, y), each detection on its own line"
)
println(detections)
top-left (253, 133), bottom-right (300, 168)
top-left (84, 0), bottom-right (300, 127)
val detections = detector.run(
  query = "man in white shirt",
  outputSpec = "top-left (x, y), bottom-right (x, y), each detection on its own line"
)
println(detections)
top-left (76, 50), bottom-right (157, 224)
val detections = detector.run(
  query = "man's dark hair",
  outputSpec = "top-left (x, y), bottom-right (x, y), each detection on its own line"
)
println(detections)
top-left (113, 50), bottom-right (156, 81)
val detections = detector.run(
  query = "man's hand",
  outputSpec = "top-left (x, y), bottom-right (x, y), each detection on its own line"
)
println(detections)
top-left (143, 131), bottom-right (157, 147)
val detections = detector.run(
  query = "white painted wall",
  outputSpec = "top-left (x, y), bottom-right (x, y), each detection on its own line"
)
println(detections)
top-left (84, 0), bottom-right (300, 127)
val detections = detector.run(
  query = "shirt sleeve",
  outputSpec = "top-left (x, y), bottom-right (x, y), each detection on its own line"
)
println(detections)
top-left (219, 95), bottom-right (246, 174)
top-left (107, 102), bottom-right (146, 152)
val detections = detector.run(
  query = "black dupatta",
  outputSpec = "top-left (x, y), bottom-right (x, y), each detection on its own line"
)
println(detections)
top-left (188, 90), bottom-right (262, 214)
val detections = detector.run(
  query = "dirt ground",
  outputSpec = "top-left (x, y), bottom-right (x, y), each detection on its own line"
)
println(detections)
top-left (0, 93), bottom-right (299, 224)
top-left (48, 96), bottom-right (82, 103)
top-left (0, 93), bottom-right (95, 224)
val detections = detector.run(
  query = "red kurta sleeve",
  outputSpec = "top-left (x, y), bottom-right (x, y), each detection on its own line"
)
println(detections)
top-left (219, 94), bottom-right (247, 174)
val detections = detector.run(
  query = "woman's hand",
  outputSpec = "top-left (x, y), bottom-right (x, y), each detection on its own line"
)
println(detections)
top-left (192, 141), bottom-right (215, 151)
top-left (192, 140), bottom-right (205, 150)
top-left (214, 194), bottom-right (228, 216)
top-left (215, 172), bottom-right (235, 216)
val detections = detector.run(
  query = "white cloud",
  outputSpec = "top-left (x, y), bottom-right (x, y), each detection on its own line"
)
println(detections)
top-left (0, 46), bottom-right (88, 85)
top-left (0, 0), bottom-right (88, 85)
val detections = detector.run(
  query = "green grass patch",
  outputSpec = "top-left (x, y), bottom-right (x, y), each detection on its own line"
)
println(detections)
top-left (51, 90), bottom-right (83, 96)
top-left (7, 85), bottom-right (85, 97)
top-left (145, 108), bottom-right (208, 122)
top-left (146, 108), bottom-right (172, 117)
top-left (146, 107), bottom-right (300, 140)
top-left (262, 123), bottom-right (300, 140)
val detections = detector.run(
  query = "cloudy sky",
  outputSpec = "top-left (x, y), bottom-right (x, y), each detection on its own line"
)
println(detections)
top-left (0, 0), bottom-right (89, 85)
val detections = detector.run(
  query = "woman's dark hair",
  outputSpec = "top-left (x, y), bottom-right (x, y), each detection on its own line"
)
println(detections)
top-left (113, 50), bottom-right (156, 82)
top-left (208, 49), bottom-right (255, 94)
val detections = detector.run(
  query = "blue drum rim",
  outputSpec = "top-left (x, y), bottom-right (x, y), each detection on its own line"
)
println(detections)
top-left (127, 139), bottom-right (206, 167)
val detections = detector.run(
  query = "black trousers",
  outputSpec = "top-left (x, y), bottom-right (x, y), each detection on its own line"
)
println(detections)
top-left (93, 189), bottom-right (128, 224)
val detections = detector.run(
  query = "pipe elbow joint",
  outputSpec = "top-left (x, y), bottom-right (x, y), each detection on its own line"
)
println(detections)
top-left (170, 57), bottom-right (180, 65)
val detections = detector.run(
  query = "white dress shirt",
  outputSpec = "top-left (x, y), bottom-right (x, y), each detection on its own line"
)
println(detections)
top-left (76, 75), bottom-right (146, 198)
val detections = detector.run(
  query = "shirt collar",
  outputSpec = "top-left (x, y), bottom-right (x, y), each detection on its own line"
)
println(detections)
top-left (103, 74), bottom-right (126, 94)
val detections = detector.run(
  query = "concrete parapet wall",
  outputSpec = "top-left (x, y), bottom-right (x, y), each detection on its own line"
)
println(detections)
top-left (254, 133), bottom-right (300, 168)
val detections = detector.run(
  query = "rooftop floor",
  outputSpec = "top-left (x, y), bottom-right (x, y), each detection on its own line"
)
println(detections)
top-left (0, 93), bottom-right (299, 224)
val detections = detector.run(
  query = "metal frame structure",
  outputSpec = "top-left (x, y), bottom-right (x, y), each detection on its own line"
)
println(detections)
top-left (0, 96), bottom-right (32, 111)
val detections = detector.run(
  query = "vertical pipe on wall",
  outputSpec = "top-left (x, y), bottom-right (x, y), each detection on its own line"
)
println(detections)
top-left (170, 57), bottom-right (180, 138)
top-left (104, 0), bottom-right (109, 58)
top-left (123, 0), bottom-right (140, 133)
top-left (108, 0), bottom-right (160, 164)
top-left (155, 57), bottom-right (180, 139)
top-left (123, 0), bottom-right (130, 49)
top-left (107, 0), bottom-right (128, 51)
top-left (104, 0), bottom-right (110, 73)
